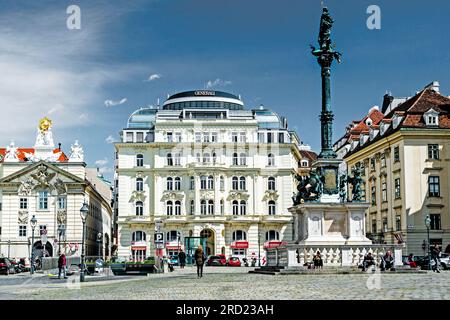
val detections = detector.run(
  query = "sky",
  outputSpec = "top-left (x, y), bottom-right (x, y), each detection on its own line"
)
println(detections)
top-left (0, 0), bottom-right (449, 181)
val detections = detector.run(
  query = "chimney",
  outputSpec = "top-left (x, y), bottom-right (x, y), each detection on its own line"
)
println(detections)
top-left (381, 93), bottom-right (394, 114)
top-left (425, 81), bottom-right (440, 93)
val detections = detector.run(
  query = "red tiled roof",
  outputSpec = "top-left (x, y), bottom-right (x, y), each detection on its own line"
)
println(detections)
top-left (300, 150), bottom-right (318, 161)
top-left (0, 148), bottom-right (68, 162)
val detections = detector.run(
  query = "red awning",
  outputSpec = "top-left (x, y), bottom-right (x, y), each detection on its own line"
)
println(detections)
top-left (231, 241), bottom-right (249, 249)
top-left (166, 245), bottom-right (181, 250)
top-left (264, 241), bottom-right (287, 249)
top-left (131, 246), bottom-right (147, 251)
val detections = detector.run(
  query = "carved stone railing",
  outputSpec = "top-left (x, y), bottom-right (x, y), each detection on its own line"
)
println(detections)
top-left (266, 243), bottom-right (404, 268)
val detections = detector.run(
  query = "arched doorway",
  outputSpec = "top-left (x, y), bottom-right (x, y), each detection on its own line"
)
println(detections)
top-left (200, 228), bottom-right (215, 256)
top-left (33, 241), bottom-right (53, 258)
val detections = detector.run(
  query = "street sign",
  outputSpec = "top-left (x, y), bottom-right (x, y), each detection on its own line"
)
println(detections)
top-left (156, 243), bottom-right (165, 249)
top-left (154, 232), bottom-right (164, 243)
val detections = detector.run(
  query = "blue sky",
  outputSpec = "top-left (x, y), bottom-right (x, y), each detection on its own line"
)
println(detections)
top-left (0, 0), bottom-right (449, 180)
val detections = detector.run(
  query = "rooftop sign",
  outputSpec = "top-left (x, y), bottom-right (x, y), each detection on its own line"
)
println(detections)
top-left (194, 90), bottom-right (216, 96)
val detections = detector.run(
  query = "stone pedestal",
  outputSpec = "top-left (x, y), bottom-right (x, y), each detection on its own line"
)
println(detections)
top-left (290, 202), bottom-right (372, 246)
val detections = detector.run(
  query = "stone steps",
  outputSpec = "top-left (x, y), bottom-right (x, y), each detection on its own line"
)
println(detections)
top-left (249, 265), bottom-right (427, 275)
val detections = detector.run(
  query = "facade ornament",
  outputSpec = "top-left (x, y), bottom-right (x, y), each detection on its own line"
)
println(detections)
top-left (227, 191), bottom-right (250, 201)
top-left (35, 117), bottom-right (55, 147)
top-left (348, 166), bottom-right (364, 202)
top-left (4, 141), bottom-right (19, 162)
top-left (68, 140), bottom-right (84, 162)
top-left (262, 190), bottom-right (279, 201)
top-left (57, 210), bottom-right (67, 224)
top-left (200, 191), bottom-right (214, 200)
top-left (54, 178), bottom-right (67, 195)
top-left (18, 178), bottom-right (36, 196)
top-left (161, 191), bottom-right (184, 201)
top-left (31, 164), bottom-right (56, 190)
top-left (292, 169), bottom-right (323, 205)
top-left (338, 174), bottom-right (348, 203)
top-left (18, 211), bottom-right (29, 224)
top-left (130, 191), bottom-right (146, 202)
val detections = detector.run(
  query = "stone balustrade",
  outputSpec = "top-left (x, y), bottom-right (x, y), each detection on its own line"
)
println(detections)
top-left (266, 243), bottom-right (404, 268)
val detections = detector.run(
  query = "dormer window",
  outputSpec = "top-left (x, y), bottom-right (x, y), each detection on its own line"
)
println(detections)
top-left (392, 114), bottom-right (403, 129)
top-left (424, 109), bottom-right (439, 126)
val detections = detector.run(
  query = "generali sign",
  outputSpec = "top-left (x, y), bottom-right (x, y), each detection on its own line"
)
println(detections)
top-left (194, 90), bottom-right (215, 96)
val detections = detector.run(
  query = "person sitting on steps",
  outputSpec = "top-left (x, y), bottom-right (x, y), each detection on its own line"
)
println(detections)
top-left (313, 251), bottom-right (323, 269)
top-left (380, 250), bottom-right (395, 271)
top-left (362, 252), bottom-right (375, 272)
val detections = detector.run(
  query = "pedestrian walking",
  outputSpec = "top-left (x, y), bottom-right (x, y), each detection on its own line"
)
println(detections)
top-left (178, 250), bottom-right (186, 269)
top-left (58, 253), bottom-right (67, 279)
top-left (194, 245), bottom-right (206, 278)
top-left (431, 244), bottom-right (441, 273)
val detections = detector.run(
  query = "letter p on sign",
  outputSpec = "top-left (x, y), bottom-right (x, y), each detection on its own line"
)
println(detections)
top-left (66, 5), bottom-right (81, 30)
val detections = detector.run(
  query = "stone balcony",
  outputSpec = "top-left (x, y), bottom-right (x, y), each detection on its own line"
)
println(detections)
top-left (122, 215), bottom-right (151, 224)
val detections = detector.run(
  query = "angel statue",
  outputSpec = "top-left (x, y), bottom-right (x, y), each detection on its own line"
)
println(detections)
top-left (69, 140), bottom-right (84, 162)
top-left (4, 141), bottom-right (19, 162)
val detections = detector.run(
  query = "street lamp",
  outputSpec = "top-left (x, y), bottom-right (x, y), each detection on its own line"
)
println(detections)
top-left (258, 231), bottom-right (262, 267)
top-left (425, 214), bottom-right (431, 271)
top-left (30, 215), bottom-right (37, 275)
top-left (97, 232), bottom-right (102, 259)
top-left (7, 240), bottom-right (10, 259)
top-left (80, 202), bottom-right (89, 282)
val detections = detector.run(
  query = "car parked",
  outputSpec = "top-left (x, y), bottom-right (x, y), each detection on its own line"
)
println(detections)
top-left (439, 253), bottom-right (450, 270)
top-left (206, 255), bottom-right (227, 266)
top-left (0, 258), bottom-right (16, 275)
top-left (226, 256), bottom-right (241, 267)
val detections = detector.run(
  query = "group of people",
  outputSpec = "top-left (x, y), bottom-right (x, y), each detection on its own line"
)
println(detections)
top-left (361, 251), bottom-right (395, 272)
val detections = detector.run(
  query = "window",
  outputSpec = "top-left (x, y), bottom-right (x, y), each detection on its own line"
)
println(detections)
top-left (429, 176), bottom-right (440, 197)
top-left (371, 220), bottom-right (377, 234)
top-left (239, 153), bottom-right (247, 166)
top-left (167, 132), bottom-right (173, 142)
top-left (395, 178), bottom-right (401, 199)
top-left (220, 176), bottom-right (224, 191)
top-left (58, 197), bottom-right (66, 210)
top-left (174, 201), bottom-right (181, 216)
top-left (132, 231), bottom-right (146, 242)
top-left (208, 200), bottom-right (214, 215)
top-left (200, 176), bottom-right (207, 190)
top-left (126, 132), bottom-right (133, 143)
top-left (136, 132), bottom-right (144, 143)
top-left (265, 230), bottom-right (280, 241)
top-left (268, 177), bottom-right (276, 191)
top-left (370, 158), bottom-right (375, 171)
top-left (381, 154), bottom-right (386, 167)
top-left (268, 154), bottom-right (275, 166)
top-left (166, 201), bottom-right (173, 216)
top-left (136, 178), bottom-right (143, 192)
top-left (190, 176), bottom-right (195, 190)
top-left (136, 154), bottom-right (144, 167)
top-left (38, 191), bottom-right (49, 210)
top-left (167, 230), bottom-right (180, 242)
top-left (395, 216), bottom-right (401, 231)
top-left (232, 176), bottom-right (239, 190)
top-left (371, 185), bottom-right (376, 205)
top-left (174, 177), bottom-right (181, 191)
top-left (231, 132), bottom-right (238, 143)
top-left (300, 160), bottom-right (308, 167)
top-left (167, 153), bottom-right (173, 166)
top-left (20, 198), bottom-right (28, 210)
top-left (174, 153), bottom-right (181, 166)
top-left (232, 201), bottom-right (239, 215)
top-left (166, 177), bottom-right (173, 190)
top-left (136, 201), bottom-right (143, 216)
top-left (203, 133), bottom-right (210, 143)
top-left (212, 152), bottom-right (217, 164)
top-left (200, 200), bottom-right (207, 215)
top-left (211, 132), bottom-right (218, 142)
top-left (195, 132), bottom-right (201, 143)
top-left (190, 200), bottom-right (195, 215)
top-left (19, 225), bottom-right (27, 237)
top-left (232, 153), bottom-right (238, 165)
top-left (267, 132), bottom-right (273, 144)
top-left (220, 200), bottom-right (224, 215)
top-left (382, 218), bottom-right (388, 232)
top-left (239, 132), bottom-right (246, 143)
top-left (240, 200), bottom-right (246, 215)
top-left (175, 132), bottom-right (182, 142)
top-left (382, 182), bottom-right (387, 202)
top-left (207, 176), bottom-right (214, 189)
top-left (239, 177), bottom-right (246, 190)
top-left (268, 201), bottom-right (276, 215)
top-left (430, 214), bottom-right (441, 230)
top-left (393, 146), bottom-right (400, 162)
top-left (258, 132), bottom-right (265, 143)
top-left (278, 132), bottom-right (284, 143)
top-left (232, 230), bottom-right (247, 241)
top-left (428, 144), bottom-right (439, 160)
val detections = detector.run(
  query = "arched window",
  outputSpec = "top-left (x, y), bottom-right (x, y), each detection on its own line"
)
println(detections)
top-left (136, 178), bottom-right (143, 191)
top-left (166, 201), bottom-right (173, 216)
top-left (220, 199), bottom-right (224, 215)
top-left (200, 176), bottom-right (207, 190)
top-left (268, 177), bottom-right (276, 190)
top-left (268, 200), bottom-right (276, 215)
top-left (232, 153), bottom-right (238, 165)
top-left (132, 231), bottom-right (146, 242)
top-left (174, 153), bottom-right (181, 166)
top-left (166, 177), bottom-right (173, 190)
top-left (240, 200), bottom-right (246, 215)
top-left (167, 230), bottom-right (181, 242)
top-left (167, 153), bottom-right (173, 166)
top-left (174, 201), bottom-right (181, 216)
top-left (220, 176), bottom-right (225, 190)
top-left (268, 153), bottom-right (275, 166)
top-left (232, 200), bottom-right (239, 215)
top-left (135, 201), bottom-right (143, 216)
top-left (203, 153), bottom-right (210, 164)
top-left (174, 177), bottom-right (181, 190)
top-left (232, 230), bottom-right (247, 241)
top-left (239, 153), bottom-right (247, 166)
top-left (190, 176), bottom-right (195, 190)
top-left (212, 152), bottom-right (217, 164)
top-left (208, 200), bottom-right (214, 215)
top-left (265, 230), bottom-right (280, 241)
top-left (207, 175), bottom-right (214, 189)
top-left (239, 176), bottom-right (246, 190)
top-left (232, 177), bottom-right (238, 190)
top-left (190, 200), bottom-right (195, 215)
top-left (200, 200), bottom-right (207, 215)
top-left (136, 154), bottom-right (143, 167)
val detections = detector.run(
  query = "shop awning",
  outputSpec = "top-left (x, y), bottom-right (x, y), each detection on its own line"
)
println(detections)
top-left (166, 245), bottom-right (182, 250)
top-left (231, 241), bottom-right (249, 249)
top-left (264, 241), bottom-right (287, 249)
top-left (131, 246), bottom-right (147, 251)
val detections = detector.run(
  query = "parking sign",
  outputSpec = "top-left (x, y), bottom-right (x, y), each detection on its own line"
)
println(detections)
top-left (154, 232), bottom-right (164, 243)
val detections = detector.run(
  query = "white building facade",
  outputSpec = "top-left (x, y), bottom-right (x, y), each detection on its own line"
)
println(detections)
top-left (114, 90), bottom-right (301, 262)
top-left (0, 119), bottom-right (113, 261)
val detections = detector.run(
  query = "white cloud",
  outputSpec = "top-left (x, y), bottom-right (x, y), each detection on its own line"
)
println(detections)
top-left (146, 73), bottom-right (162, 81)
top-left (206, 78), bottom-right (232, 89)
top-left (95, 158), bottom-right (109, 167)
top-left (104, 98), bottom-right (127, 107)
top-left (105, 135), bottom-right (116, 144)
top-left (95, 158), bottom-right (112, 175)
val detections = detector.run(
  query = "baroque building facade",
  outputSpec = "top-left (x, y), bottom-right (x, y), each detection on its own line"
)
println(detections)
top-left (335, 82), bottom-right (450, 255)
top-left (114, 90), bottom-right (302, 262)
top-left (0, 119), bottom-right (113, 260)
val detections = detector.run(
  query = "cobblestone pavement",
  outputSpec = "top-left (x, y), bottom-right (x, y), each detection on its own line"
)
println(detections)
top-left (1, 267), bottom-right (449, 300)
